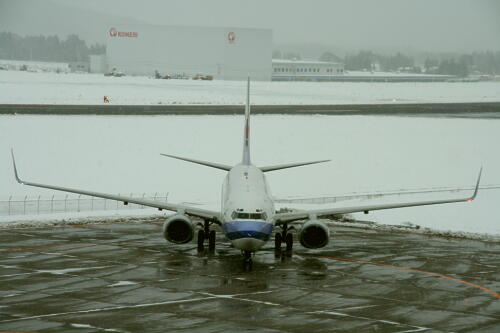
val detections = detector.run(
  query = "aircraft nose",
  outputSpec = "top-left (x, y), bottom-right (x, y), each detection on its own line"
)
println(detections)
top-left (223, 220), bottom-right (273, 242)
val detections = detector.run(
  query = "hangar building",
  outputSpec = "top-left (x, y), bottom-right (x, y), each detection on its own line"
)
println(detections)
top-left (105, 25), bottom-right (273, 81)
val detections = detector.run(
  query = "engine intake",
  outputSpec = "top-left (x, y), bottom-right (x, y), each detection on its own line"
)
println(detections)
top-left (163, 214), bottom-right (195, 244)
top-left (299, 219), bottom-right (330, 249)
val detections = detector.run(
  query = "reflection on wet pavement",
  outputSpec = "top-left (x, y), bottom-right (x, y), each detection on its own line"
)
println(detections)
top-left (1, 220), bottom-right (499, 332)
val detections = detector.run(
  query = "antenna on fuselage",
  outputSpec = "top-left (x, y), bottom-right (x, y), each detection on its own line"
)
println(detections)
top-left (242, 76), bottom-right (251, 165)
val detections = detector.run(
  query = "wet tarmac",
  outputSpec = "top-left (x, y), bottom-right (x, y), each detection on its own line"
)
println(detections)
top-left (1, 220), bottom-right (499, 333)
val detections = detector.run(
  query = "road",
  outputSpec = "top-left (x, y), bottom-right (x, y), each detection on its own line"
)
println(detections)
top-left (1, 102), bottom-right (500, 117)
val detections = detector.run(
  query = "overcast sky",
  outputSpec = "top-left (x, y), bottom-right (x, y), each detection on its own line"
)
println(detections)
top-left (2, 0), bottom-right (500, 53)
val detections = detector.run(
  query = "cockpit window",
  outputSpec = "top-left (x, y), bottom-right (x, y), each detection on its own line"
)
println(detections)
top-left (232, 211), bottom-right (267, 220)
top-left (236, 213), bottom-right (250, 219)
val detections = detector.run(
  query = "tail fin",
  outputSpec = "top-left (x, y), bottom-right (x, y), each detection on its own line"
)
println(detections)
top-left (242, 77), bottom-right (251, 165)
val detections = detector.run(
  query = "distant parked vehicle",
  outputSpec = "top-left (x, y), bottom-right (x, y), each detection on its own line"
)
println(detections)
top-left (105, 68), bottom-right (126, 77)
top-left (171, 73), bottom-right (190, 80)
top-left (193, 73), bottom-right (214, 80)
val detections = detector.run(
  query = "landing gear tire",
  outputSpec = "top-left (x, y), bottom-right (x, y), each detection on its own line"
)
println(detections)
top-left (285, 232), bottom-right (293, 252)
top-left (197, 230), bottom-right (205, 252)
top-left (274, 232), bottom-right (282, 250)
top-left (208, 230), bottom-right (216, 252)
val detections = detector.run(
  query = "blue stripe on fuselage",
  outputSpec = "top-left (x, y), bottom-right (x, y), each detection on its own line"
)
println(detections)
top-left (223, 220), bottom-right (273, 241)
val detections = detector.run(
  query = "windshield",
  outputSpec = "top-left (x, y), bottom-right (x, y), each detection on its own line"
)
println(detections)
top-left (232, 211), bottom-right (267, 220)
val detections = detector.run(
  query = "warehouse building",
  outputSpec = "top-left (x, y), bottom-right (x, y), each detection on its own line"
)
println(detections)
top-left (105, 24), bottom-right (273, 81)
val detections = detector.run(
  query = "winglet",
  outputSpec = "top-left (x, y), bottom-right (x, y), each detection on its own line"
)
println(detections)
top-left (11, 148), bottom-right (23, 184)
top-left (468, 166), bottom-right (482, 202)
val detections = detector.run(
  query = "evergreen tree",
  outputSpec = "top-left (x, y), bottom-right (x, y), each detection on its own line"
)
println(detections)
top-left (0, 31), bottom-right (105, 63)
top-left (319, 52), bottom-right (341, 63)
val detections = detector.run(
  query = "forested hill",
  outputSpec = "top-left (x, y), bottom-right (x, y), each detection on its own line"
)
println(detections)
top-left (0, 32), bottom-right (104, 63)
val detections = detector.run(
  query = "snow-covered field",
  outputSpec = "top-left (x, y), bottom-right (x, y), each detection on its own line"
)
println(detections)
top-left (1, 114), bottom-right (499, 236)
top-left (1, 70), bottom-right (500, 105)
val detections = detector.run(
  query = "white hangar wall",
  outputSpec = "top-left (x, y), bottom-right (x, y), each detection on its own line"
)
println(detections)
top-left (106, 25), bottom-right (272, 81)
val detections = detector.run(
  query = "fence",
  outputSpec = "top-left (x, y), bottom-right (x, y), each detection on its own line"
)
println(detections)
top-left (0, 193), bottom-right (169, 216)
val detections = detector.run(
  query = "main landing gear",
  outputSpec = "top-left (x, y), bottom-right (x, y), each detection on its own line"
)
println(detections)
top-left (275, 222), bottom-right (293, 255)
top-left (197, 219), bottom-right (217, 252)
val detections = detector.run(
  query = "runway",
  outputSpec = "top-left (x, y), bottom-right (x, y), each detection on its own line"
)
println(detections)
top-left (1, 220), bottom-right (499, 332)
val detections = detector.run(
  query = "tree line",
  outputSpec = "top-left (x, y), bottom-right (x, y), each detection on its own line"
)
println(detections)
top-left (342, 51), bottom-right (500, 77)
top-left (274, 48), bottom-right (500, 77)
top-left (0, 32), bottom-right (105, 63)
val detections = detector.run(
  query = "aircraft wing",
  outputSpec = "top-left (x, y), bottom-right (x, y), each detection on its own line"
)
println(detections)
top-left (274, 168), bottom-right (482, 224)
top-left (274, 184), bottom-right (500, 205)
top-left (11, 150), bottom-right (220, 221)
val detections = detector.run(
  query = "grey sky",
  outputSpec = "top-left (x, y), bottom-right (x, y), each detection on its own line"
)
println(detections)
top-left (1, 0), bottom-right (499, 53)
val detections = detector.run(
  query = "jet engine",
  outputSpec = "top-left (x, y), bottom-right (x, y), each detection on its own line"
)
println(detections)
top-left (299, 219), bottom-right (330, 249)
top-left (163, 214), bottom-right (195, 244)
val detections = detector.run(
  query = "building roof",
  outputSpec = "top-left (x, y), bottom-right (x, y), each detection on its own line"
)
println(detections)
top-left (272, 59), bottom-right (341, 66)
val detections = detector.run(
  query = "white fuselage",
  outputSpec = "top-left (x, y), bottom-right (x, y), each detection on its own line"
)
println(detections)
top-left (221, 164), bottom-right (275, 252)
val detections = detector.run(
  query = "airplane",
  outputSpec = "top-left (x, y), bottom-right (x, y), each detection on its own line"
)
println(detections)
top-left (11, 78), bottom-right (482, 264)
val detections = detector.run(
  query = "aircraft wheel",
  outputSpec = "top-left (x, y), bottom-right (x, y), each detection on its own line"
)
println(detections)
top-left (274, 232), bottom-right (282, 250)
top-left (285, 232), bottom-right (293, 252)
top-left (197, 230), bottom-right (205, 252)
top-left (243, 251), bottom-right (253, 270)
top-left (208, 230), bottom-right (216, 251)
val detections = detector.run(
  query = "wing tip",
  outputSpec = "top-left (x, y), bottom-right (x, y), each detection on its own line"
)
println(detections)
top-left (11, 148), bottom-right (23, 184)
top-left (469, 166), bottom-right (483, 201)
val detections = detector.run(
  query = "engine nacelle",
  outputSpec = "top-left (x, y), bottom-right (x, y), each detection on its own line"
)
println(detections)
top-left (299, 219), bottom-right (330, 249)
top-left (163, 214), bottom-right (195, 244)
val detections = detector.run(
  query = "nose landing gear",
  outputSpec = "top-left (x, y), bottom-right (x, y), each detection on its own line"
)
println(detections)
top-left (197, 219), bottom-right (217, 252)
top-left (243, 250), bottom-right (253, 270)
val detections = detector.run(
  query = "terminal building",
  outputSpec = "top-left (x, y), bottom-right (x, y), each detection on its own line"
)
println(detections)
top-left (272, 59), bottom-right (344, 81)
top-left (103, 24), bottom-right (273, 81)
top-left (271, 59), bottom-right (454, 82)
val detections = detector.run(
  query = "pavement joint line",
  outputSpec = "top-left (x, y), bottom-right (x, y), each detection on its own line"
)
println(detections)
top-left (198, 291), bottom-right (280, 306)
top-left (0, 296), bottom-right (221, 323)
top-left (320, 256), bottom-right (500, 299)
top-left (309, 310), bottom-right (430, 332)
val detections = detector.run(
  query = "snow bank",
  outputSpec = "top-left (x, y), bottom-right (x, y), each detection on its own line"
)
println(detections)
top-left (0, 209), bottom-right (166, 229)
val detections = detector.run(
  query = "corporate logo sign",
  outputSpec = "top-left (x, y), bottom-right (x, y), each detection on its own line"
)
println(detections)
top-left (109, 27), bottom-right (138, 38)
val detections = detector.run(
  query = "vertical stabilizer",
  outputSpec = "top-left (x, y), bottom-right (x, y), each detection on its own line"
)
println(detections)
top-left (242, 77), bottom-right (251, 165)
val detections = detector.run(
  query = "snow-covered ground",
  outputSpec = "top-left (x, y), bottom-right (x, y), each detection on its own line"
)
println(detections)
top-left (1, 70), bottom-right (500, 105)
top-left (1, 114), bottom-right (499, 236)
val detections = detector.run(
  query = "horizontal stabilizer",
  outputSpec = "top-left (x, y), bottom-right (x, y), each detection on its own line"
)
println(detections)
top-left (160, 153), bottom-right (232, 171)
top-left (260, 160), bottom-right (330, 172)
